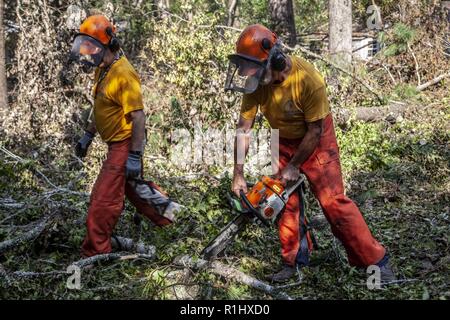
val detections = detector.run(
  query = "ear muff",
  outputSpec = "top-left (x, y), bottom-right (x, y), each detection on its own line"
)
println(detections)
top-left (106, 27), bottom-right (120, 52)
top-left (261, 38), bottom-right (272, 51)
top-left (261, 38), bottom-right (286, 72)
top-left (271, 51), bottom-right (286, 71)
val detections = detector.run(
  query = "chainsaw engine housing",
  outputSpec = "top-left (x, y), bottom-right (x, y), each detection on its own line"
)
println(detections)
top-left (244, 176), bottom-right (288, 223)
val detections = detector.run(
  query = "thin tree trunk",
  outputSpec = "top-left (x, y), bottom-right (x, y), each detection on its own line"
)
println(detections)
top-left (227, 0), bottom-right (239, 27)
top-left (328, 0), bottom-right (352, 69)
top-left (0, 0), bottom-right (7, 108)
top-left (269, 0), bottom-right (297, 46)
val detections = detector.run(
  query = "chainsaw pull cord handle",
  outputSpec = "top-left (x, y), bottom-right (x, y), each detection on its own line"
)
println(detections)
top-left (239, 190), bottom-right (270, 227)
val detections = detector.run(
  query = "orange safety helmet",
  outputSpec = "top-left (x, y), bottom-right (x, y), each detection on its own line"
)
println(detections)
top-left (225, 24), bottom-right (286, 94)
top-left (70, 15), bottom-right (120, 67)
top-left (235, 24), bottom-right (278, 63)
top-left (79, 15), bottom-right (116, 45)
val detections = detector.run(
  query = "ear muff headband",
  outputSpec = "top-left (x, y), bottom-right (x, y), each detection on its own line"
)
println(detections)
top-left (106, 27), bottom-right (120, 52)
top-left (261, 38), bottom-right (286, 72)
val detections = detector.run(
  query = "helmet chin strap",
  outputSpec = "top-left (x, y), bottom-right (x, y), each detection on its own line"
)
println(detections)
top-left (259, 68), bottom-right (273, 86)
top-left (100, 49), bottom-right (122, 69)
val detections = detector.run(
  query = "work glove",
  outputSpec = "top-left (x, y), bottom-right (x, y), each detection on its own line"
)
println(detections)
top-left (75, 131), bottom-right (95, 159)
top-left (126, 152), bottom-right (142, 179)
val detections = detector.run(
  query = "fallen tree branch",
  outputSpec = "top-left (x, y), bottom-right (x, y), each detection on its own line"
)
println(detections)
top-left (0, 215), bottom-right (55, 254)
top-left (333, 102), bottom-right (447, 125)
top-left (416, 72), bottom-right (449, 91)
top-left (273, 281), bottom-right (302, 290)
top-left (174, 255), bottom-right (294, 300)
top-left (0, 146), bottom-right (89, 198)
top-left (408, 43), bottom-right (421, 86)
top-left (72, 250), bottom-right (156, 269)
top-left (336, 102), bottom-right (415, 124)
top-left (0, 198), bottom-right (25, 209)
top-left (5, 242), bottom-right (156, 281)
top-left (0, 146), bottom-right (58, 189)
top-left (10, 270), bottom-right (68, 279)
top-left (68, 236), bottom-right (157, 269)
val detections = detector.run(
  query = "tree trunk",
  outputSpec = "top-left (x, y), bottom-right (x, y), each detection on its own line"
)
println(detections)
top-left (269, 0), bottom-right (297, 46)
top-left (328, 0), bottom-right (352, 69)
top-left (227, 0), bottom-right (239, 27)
top-left (0, 0), bottom-right (7, 108)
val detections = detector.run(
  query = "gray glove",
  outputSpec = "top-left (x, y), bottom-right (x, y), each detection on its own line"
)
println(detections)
top-left (75, 131), bottom-right (94, 158)
top-left (126, 152), bottom-right (142, 179)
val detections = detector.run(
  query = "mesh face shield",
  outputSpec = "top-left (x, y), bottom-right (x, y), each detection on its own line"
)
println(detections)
top-left (224, 54), bottom-right (266, 94)
top-left (224, 41), bottom-right (284, 94)
top-left (70, 34), bottom-right (106, 67)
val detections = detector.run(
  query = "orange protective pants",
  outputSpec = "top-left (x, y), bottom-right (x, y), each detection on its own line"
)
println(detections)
top-left (81, 139), bottom-right (171, 257)
top-left (277, 114), bottom-right (386, 267)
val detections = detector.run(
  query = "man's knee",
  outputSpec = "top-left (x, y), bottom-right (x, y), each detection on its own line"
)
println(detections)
top-left (87, 200), bottom-right (123, 227)
top-left (319, 194), bottom-right (359, 223)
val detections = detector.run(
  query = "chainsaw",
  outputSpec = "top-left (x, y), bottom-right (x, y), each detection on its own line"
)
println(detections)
top-left (201, 175), bottom-right (307, 260)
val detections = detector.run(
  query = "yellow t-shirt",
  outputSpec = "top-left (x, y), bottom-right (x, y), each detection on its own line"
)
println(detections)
top-left (240, 55), bottom-right (330, 139)
top-left (92, 56), bottom-right (144, 143)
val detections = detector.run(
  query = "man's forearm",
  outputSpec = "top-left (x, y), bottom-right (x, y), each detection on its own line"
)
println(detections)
top-left (233, 130), bottom-right (250, 174)
top-left (130, 111), bottom-right (146, 152)
top-left (86, 111), bottom-right (97, 135)
top-left (289, 124), bottom-right (322, 168)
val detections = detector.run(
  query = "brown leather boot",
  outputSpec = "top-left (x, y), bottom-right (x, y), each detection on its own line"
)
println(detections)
top-left (380, 261), bottom-right (397, 284)
top-left (265, 265), bottom-right (297, 283)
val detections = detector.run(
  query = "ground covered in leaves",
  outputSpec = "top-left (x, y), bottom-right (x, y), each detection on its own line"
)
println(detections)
top-left (1, 101), bottom-right (448, 300)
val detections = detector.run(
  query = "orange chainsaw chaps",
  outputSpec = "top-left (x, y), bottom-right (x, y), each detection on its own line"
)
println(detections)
top-left (81, 138), bottom-right (172, 258)
top-left (277, 114), bottom-right (386, 267)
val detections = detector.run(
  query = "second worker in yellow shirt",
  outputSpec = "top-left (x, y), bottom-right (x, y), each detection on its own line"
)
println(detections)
top-left (69, 15), bottom-right (179, 257)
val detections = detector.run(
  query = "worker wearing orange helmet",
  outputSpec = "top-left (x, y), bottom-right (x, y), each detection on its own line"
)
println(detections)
top-left (227, 24), bottom-right (395, 282)
top-left (69, 15), bottom-right (179, 257)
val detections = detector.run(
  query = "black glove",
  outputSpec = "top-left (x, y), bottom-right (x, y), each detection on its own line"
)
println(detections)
top-left (75, 131), bottom-right (95, 159)
top-left (126, 151), bottom-right (142, 179)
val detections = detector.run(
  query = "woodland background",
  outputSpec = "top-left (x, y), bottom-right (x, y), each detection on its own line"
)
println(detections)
top-left (0, 0), bottom-right (449, 299)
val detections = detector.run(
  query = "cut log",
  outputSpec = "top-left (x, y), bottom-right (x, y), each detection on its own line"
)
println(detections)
top-left (174, 255), bottom-right (294, 300)
top-left (335, 103), bottom-right (424, 125)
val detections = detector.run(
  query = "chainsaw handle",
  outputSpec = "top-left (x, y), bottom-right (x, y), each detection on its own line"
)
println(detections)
top-left (239, 190), bottom-right (270, 227)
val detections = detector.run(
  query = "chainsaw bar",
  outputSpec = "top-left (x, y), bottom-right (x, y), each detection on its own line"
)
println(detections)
top-left (201, 191), bottom-right (254, 260)
top-left (201, 212), bottom-right (252, 261)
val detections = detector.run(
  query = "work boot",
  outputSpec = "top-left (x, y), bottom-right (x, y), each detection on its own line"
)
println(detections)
top-left (265, 265), bottom-right (297, 283)
top-left (377, 254), bottom-right (397, 284)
